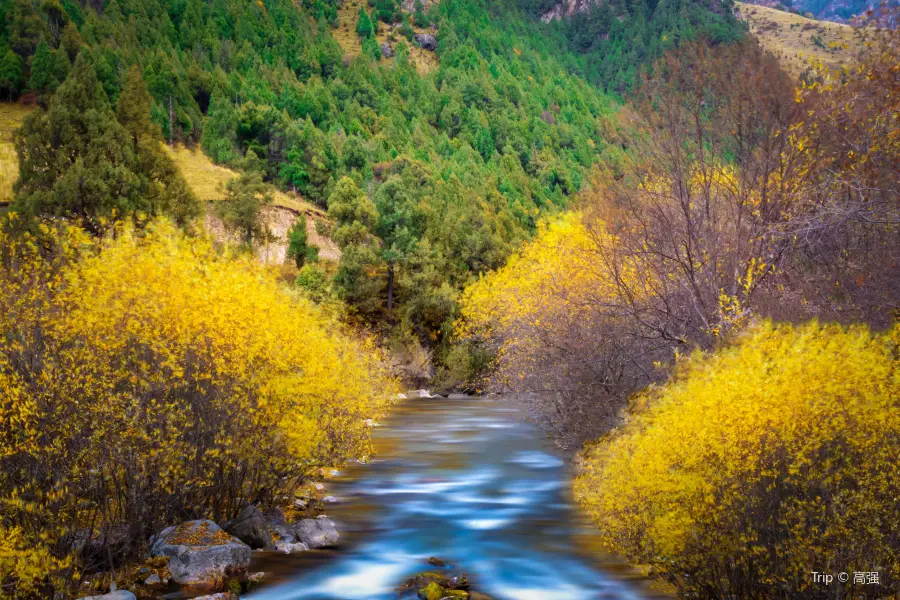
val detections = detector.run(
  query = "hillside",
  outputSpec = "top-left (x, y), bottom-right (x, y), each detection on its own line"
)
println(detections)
top-left (331, 0), bottom-right (439, 74)
top-left (739, 0), bottom-right (892, 22)
top-left (737, 1), bottom-right (859, 75)
top-left (0, 104), bottom-right (339, 263)
top-left (521, 0), bottom-right (745, 90)
top-left (0, 103), bottom-right (31, 204)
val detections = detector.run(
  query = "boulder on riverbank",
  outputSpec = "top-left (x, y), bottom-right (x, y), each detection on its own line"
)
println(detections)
top-left (275, 540), bottom-right (310, 554)
top-left (78, 592), bottom-right (136, 600)
top-left (292, 516), bottom-right (339, 548)
top-left (225, 504), bottom-right (274, 550)
top-left (149, 520), bottom-right (250, 588)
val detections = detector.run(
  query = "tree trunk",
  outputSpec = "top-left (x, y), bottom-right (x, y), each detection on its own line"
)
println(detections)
top-left (386, 262), bottom-right (395, 313)
top-left (168, 95), bottom-right (174, 145)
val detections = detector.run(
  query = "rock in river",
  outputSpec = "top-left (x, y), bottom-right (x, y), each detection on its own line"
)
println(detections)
top-left (149, 520), bottom-right (250, 588)
top-left (292, 516), bottom-right (339, 548)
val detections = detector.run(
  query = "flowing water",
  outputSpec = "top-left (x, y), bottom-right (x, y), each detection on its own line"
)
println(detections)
top-left (245, 395), bottom-right (662, 600)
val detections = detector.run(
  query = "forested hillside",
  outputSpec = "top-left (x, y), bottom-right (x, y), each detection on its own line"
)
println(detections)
top-left (2, 0), bottom-right (895, 593)
top-left (0, 0), bottom-right (633, 351)
top-left (0, 0), bottom-right (749, 360)
top-left (524, 0), bottom-right (745, 90)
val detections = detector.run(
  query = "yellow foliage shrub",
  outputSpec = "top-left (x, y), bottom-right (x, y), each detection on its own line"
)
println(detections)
top-left (0, 217), bottom-right (396, 595)
top-left (457, 212), bottom-right (650, 444)
top-left (575, 321), bottom-right (900, 598)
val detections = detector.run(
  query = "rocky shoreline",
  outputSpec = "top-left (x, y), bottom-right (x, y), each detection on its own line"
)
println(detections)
top-left (75, 390), bottom-right (490, 600)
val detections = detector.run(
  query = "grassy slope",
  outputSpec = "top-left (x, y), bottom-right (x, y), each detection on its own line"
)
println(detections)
top-left (162, 144), bottom-right (324, 215)
top-left (333, 0), bottom-right (439, 74)
top-left (0, 103), bottom-right (339, 263)
top-left (0, 104), bottom-right (34, 204)
top-left (736, 1), bottom-right (858, 76)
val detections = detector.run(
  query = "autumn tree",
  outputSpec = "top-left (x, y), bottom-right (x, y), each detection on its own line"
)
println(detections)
top-left (459, 39), bottom-right (803, 446)
top-left (575, 321), bottom-right (900, 599)
top-left (780, 19), bottom-right (900, 327)
top-left (0, 217), bottom-right (397, 592)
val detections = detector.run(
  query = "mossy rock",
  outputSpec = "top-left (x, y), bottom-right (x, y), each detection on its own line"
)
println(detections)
top-left (417, 581), bottom-right (445, 600)
top-left (442, 591), bottom-right (469, 598)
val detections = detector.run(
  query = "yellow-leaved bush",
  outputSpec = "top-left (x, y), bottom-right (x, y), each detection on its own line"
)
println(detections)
top-left (457, 212), bottom-right (650, 445)
top-left (0, 217), bottom-right (397, 595)
top-left (574, 320), bottom-right (900, 598)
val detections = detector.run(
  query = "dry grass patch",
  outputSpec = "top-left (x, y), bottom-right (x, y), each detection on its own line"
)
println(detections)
top-left (736, 2), bottom-right (859, 76)
top-left (334, 0), bottom-right (439, 75)
top-left (162, 144), bottom-right (324, 216)
top-left (0, 103), bottom-right (35, 205)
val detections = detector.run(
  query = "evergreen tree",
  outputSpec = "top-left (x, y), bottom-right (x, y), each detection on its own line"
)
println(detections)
top-left (13, 54), bottom-right (143, 232)
top-left (356, 6), bottom-right (374, 38)
top-left (39, 0), bottom-right (67, 44)
top-left (286, 213), bottom-right (319, 267)
top-left (413, 0), bottom-right (428, 27)
top-left (28, 40), bottom-right (68, 96)
top-left (216, 151), bottom-right (273, 246)
top-left (327, 177), bottom-right (382, 314)
top-left (374, 176), bottom-right (419, 313)
top-left (116, 65), bottom-right (201, 225)
top-left (7, 0), bottom-right (45, 56)
top-left (13, 58), bottom-right (199, 231)
top-left (202, 88), bottom-right (239, 164)
top-left (0, 49), bottom-right (24, 100)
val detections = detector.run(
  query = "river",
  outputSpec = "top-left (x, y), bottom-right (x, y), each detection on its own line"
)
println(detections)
top-left (244, 395), bottom-right (664, 600)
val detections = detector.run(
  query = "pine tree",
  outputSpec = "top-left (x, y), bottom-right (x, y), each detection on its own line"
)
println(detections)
top-left (0, 49), bottom-right (24, 100)
top-left (28, 41), bottom-right (60, 95)
top-left (13, 58), bottom-right (200, 231)
top-left (328, 177), bottom-right (383, 313)
top-left (116, 65), bottom-right (201, 225)
top-left (356, 6), bottom-right (374, 38)
top-left (286, 213), bottom-right (319, 267)
top-left (13, 54), bottom-right (143, 232)
top-left (7, 0), bottom-right (45, 56)
top-left (413, 0), bottom-right (429, 27)
top-left (374, 176), bottom-right (419, 312)
top-left (201, 88), bottom-right (239, 164)
top-left (216, 151), bottom-right (273, 246)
